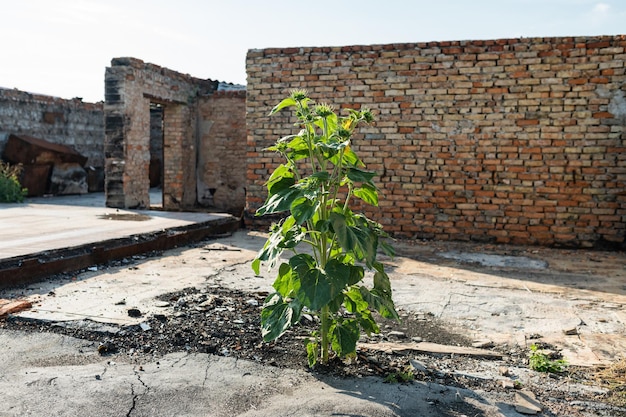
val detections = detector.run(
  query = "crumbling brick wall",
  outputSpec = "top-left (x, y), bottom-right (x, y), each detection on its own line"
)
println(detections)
top-left (105, 58), bottom-right (246, 213)
top-left (245, 35), bottom-right (626, 248)
top-left (105, 57), bottom-right (215, 209)
top-left (0, 87), bottom-right (104, 167)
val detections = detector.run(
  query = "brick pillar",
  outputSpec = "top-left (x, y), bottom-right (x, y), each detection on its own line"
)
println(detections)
top-left (104, 63), bottom-right (151, 209)
top-left (103, 65), bottom-right (128, 208)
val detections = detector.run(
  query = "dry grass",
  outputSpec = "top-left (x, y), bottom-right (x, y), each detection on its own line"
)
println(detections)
top-left (594, 358), bottom-right (626, 407)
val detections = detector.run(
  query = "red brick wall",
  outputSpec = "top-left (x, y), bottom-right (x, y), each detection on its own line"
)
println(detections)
top-left (245, 36), bottom-right (626, 248)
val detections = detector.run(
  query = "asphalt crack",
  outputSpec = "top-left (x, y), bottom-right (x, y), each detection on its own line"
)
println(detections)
top-left (126, 383), bottom-right (138, 417)
top-left (203, 360), bottom-right (211, 388)
top-left (126, 369), bottom-right (149, 417)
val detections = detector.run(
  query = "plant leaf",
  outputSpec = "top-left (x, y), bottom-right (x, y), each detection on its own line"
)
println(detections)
top-left (306, 340), bottom-right (318, 368)
top-left (325, 259), bottom-right (364, 294)
top-left (327, 292), bottom-right (345, 313)
top-left (280, 217), bottom-right (305, 248)
top-left (380, 239), bottom-right (395, 258)
top-left (356, 309), bottom-right (379, 335)
top-left (344, 286), bottom-right (369, 313)
top-left (330, 319), bottom-right (360, 357)
top-left (272, 262), bottom-right (300, 297)
top-left (266, 164), bottom-right (294, 193)
top-left (359, 286), bottom-right (399, 320)
top-left (344, 287), bottom-right (380, 335)
top-left (289, 253), bottom-right (316, 278)
top-left (256, 184), bottom-right (302, 215)
top-left (254, 219), bottom-right (301, 270)
top-left (373, 262), bottom-right (393, 296)
top-left (261, 293), bottom-right (303, 341)
top-left (254, 230), bottom-right (284, 265)
top-left (341, 146), bottom-right (364, 167)
top-left (353, 183), bottom-right (379, 206)
top-left (330, 212), bottom-right (378, 267)
top-left (251, 258), bottom-right (261, 276)
top-left (270, 97), bottom-right (297, 115)
top-left (286, 135), bottom-right (311, 161)
top-left (291, 197), bottom-right (319, 225)
top-left (346, 168), bottom-right (377, 183)
top-left (298, 267), bottom-right (332, 311)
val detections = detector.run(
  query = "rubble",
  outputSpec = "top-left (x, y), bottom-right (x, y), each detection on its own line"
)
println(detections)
top-left (515, 391), bottom-right (543, 414)
top-left (0, 299), bottom-right (32, 318)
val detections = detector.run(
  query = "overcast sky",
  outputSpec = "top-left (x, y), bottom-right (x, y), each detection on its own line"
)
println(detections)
top-left (1, 0), bottom-right (624, 102)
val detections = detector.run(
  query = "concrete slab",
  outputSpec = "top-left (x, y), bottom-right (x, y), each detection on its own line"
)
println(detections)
top-left (0, 192), bottom-right (238, 288)
top-left (0, 192), bottom-right (230, 259)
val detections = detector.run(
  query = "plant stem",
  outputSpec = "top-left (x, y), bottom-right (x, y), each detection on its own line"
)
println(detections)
top-left (320, 305), bottom-right (330, 364)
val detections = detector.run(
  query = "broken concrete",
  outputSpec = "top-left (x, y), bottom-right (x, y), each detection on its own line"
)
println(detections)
top-left (0, 331), bottom-right (507, 417)
top-left (0, 192), bottom-right (238, 288)
top-left (439, 251), bottom-right (548, 269)
top-left (515, 390), bottom-right (543, 414)
top-left (0, 194), bottom-right (625, 416)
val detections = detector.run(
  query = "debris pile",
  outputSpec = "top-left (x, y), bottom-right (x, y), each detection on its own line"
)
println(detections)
top-left (2, 133), bottom-right (89, 196)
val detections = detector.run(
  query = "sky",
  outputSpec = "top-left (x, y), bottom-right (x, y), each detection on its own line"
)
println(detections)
top-left (1, 0), bottom-right (624, 103)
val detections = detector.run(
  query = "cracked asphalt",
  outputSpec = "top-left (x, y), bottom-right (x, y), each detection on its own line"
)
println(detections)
top-left (2, 330), bottom-right (488, 417)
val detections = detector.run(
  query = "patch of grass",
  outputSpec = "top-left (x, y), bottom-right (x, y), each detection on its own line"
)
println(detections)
top-left (529, 343), bottom-right (568, 373)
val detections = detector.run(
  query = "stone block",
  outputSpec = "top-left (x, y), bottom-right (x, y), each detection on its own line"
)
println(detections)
top-left (50, 162), bottom-right (88, 195)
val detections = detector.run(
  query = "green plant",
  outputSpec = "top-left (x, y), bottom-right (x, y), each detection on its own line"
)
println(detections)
top-left (385, 369), bottom-right (415, 384)
top-left (252, 90), bottom-right (398, 367)
top-left (0, 161), bottom-right (27, 203)
top-left (529, 344), bottom-right (568, 373)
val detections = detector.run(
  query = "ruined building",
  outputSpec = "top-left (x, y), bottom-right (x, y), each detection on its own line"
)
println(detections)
top-left (1, 35), bottom-right (625, 248)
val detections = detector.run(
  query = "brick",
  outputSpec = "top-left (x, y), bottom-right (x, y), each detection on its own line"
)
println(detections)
top-left (516, 119), bottom-right (540, 126)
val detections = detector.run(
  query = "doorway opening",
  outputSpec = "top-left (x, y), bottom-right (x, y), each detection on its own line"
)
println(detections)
top-left (149, 102), bottom-right (164, 208)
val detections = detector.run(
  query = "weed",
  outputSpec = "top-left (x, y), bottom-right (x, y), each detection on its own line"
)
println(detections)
top-left (593, 358), bottom-right (626, 407)
top-left (252, 91), bottom-right (397, 366)
top-left (385, 369), bottom-right (415, 384)
top-left (529, 343), bottom-right (568, 373)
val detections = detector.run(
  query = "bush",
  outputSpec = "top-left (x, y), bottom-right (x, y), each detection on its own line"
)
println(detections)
top-left (0, 161), bottom-right (27, 203)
